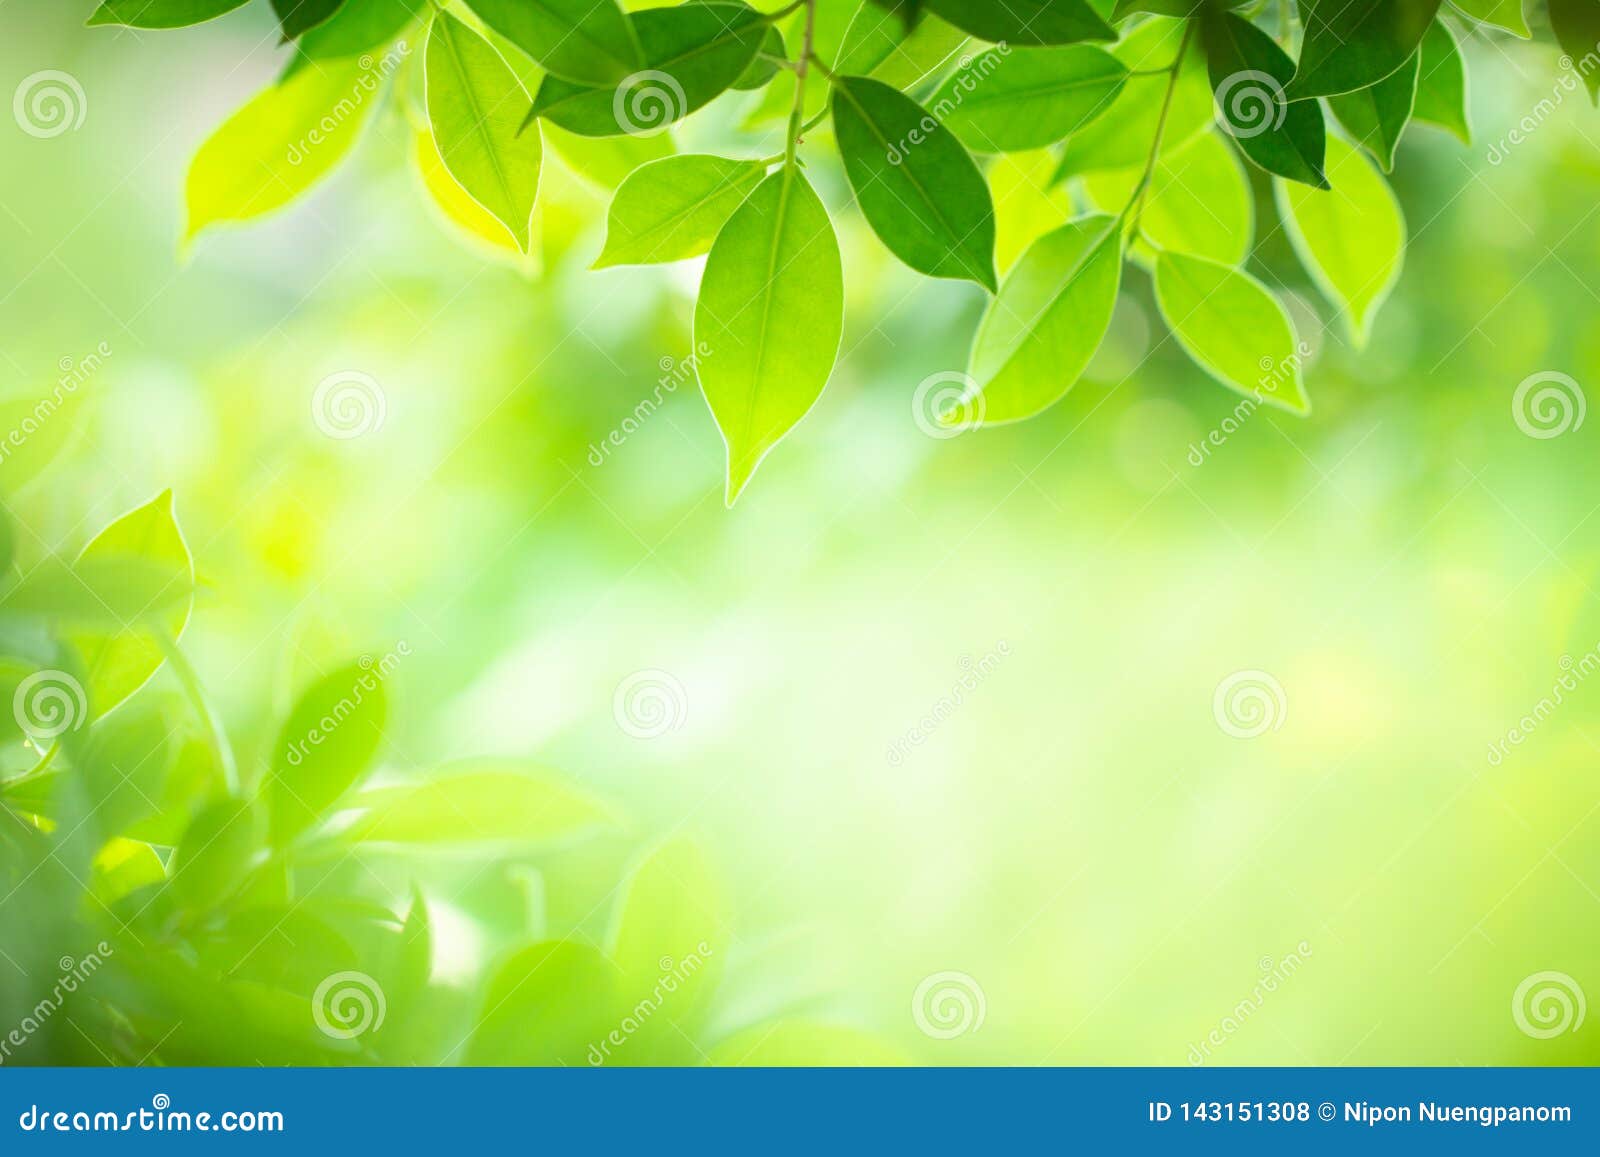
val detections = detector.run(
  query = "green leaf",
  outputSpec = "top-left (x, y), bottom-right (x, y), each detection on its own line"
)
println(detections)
top-left (1286, 0), bottom-right (1441, 101)
top-left (267, 659), bottom-right (389, 846)
top-left (952, 215), bottom-right (1122, 426)
top-left (922, 0), bottom-right (1114, 46)
top-left (1153, 250), bottom-right (1309, 414)
top-left (286, 0), bottom-right (419, 73)
top-left (87, 0), bottom-right (250, 27)
top-left (1329, 50), bottom-right (1418, 171)
top-left (527, 2), bottom-right (766, 137)
top-left (0, 556), bottom-right (192, 625)
top-left (82, 703), bottom-right (177, 836)
top-left (0, 387), bottom-right (85, 492)
top-left (184, 56), bottom-right (380, 241)
top-left (1055, 17), bottom-right (1212, 179)
top-left (1200, 9), bottom-right (1328, 188)
top-left (604, 836), bottom-right (725, 1063)
top-left (733, 25), bottom-right (786, 91)
top-left (271, 0), bottom-right (346, 41)
top-left (1274, 133), bottom-right (1406, 348)
top-left (412, 127), bottom-right (530, 260)
top-left (425, 12), bottom-right (542, 253)
top-left (170, 795), bottom-right (259, 913)
top-left (1550, 0), bottom-right (1600, 103)
top-left (348, 762), bottom-right (612, 845)
top-left (0, 507), bottom-right (12, 575)
top-left (594, 154), bottom-right (765, 267)
top-left (1450, 0), bottom-right (1529, 37)
top-left (467, 0), bottom-right (642, 86)
top-left (831, 76), bottom-right (996, 290)
top-left (65, 491), bottom-right (194, 722)
top-left (709, 1020), bottom-right (912, 1065)
top-left (467, 940), bottom-right (621, 1065)
top-left (694, 167), bottom-right (843, 505)
top-left (1083, 130), bottom-right (1252, 265)
top-left (89, 838), bottom-right (166, 907)
top-left (1412, 19), bottom-right (1470, 143)
top-left (930, 45), bottom-right (1127, 153)
top-left (989, 149), bottom-right (1075, 274)
top-left (836, 5), bottom-right (968, 90)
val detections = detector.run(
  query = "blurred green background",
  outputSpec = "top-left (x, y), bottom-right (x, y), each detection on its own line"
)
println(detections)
top-left (2, 1), bottom-right (1598, 1064)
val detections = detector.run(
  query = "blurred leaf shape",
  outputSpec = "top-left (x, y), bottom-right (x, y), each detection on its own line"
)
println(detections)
top-left (87, 0), bottom-right (250, 28)
top-left (346, 761), bottom-right (612, 846)
top-left (467, 939), bottom-right (622, 1064)
top-left (267, 659), bottom-right (389, 846)
top-left (1411, 19), bottom-right (1470, 144)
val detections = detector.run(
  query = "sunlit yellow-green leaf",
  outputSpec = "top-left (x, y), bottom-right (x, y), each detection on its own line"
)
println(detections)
top-left (932, 45), bottom-right (1127, 154)
top-left (88, 837), bottom-right (165, 907)
top-left (184, 56), bottom-right (380, 240)
top-left (467, 940), bottom-right (621, 1065)
top-left (349, 762), bottom-right (612, 845)
top-left (1154, 250), bottom-right (1310, 413)
top-left (1274, 134), bottom-right (1406, 347)
top-left (694, 166), bottom-right (843, 504)
top-left (66, 490), bottom-right (193, 722)
top-left (989, 149), bottom-right (1075, 275)
top-left (425, 11), bottom-right (542, 252)
top-left (1451, 0), bottom-right (1529, 37)
top-left (1084, 130), bottom-right (1253, 265)
top-left (0, 388), bottom-right (85, 492)
top-left (88, 0), bottom-right (249, 27)
top-left (267, 659), bottom-right (389, 846)
top-left (595, 154), bottom-right (765, 267)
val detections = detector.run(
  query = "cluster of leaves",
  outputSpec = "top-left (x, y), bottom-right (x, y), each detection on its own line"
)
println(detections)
top-left (0, 460), bottom-right (898, 1063)
top-left (92, 0), bottom-right (1582, 505)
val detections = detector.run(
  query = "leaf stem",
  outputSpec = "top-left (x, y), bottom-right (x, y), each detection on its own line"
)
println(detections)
top-left (784, 0), bottom-right (818, 169)
top-left (1120, 20), bottom-right (1196, 236)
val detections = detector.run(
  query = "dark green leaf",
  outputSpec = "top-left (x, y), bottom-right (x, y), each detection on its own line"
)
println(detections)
top-left (1411, 19), bottom-right (1470, 144)
top-left (1329, 49), bottom-right (1419, 171)
top-left (595, 154), bottom-right (765, 267)
top-left (267, 660), bottom-right (388, 846)
top-left (1286, 0), bottom-right (1440, 101)
top-left (930, 45), bottom-right (1127, 153)
top-left (1550, 0), bottom-right (1600, 103)
top-left (1201, 9), bottom-right (1327, 188)
top-left (285, 0), bottom-right (419, 75)
top-left (922, 0), bottom-right (1114, 46)
top-left (952, 214), bottom-right (1121, 425)
top-left (271, 0), bottom-right (346, 42)
top-left (694, 167), bottom-right (843, 504)
top-left (468, 0), bottom-right (642, 87)
top-left (527, 2), bottom-right (766, 137)
top-left (831, 75), bottom-right (996, 290)
top-left (733, 25), bottom-right (786, 91)
top-left (87, 0), bottom-right (250, 26)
